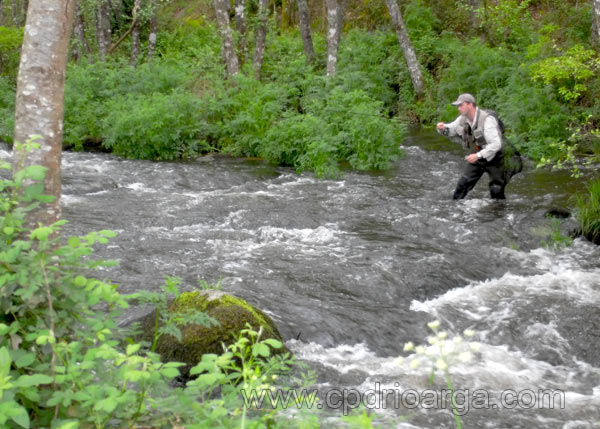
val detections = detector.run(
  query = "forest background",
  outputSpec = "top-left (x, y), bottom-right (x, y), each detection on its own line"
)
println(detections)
top-left (0, 0), bottom-right (599, 178)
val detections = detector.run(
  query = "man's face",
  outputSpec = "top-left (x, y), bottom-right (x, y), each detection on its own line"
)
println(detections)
top-left (457, 101), bottom-right (470, 116)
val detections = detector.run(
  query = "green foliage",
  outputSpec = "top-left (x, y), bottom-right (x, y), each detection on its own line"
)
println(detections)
top-left (0, 76), bottom-right (15, 142)
top-left (0, 156), bottom-right (305, 427)
top-left (476, 0), bottom-right (536, 49)
top-left (64, 59), bottom-right (196, 149)
top-left (540, 216), bottom-right (574, 250)
top-left (575, 179), bottom-right (600, 244)
top-left (103, 90), bottom-right (212, 160)
top-left (0, 26), bottom-right (23, 81)
top-left (530, 45), bottom-right (600, 103)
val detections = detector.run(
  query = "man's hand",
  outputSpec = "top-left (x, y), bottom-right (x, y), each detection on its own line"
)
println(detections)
top-left (465, 153), bottom-right (479, 164)
top-left (436, 122), bottom-right (446, 130)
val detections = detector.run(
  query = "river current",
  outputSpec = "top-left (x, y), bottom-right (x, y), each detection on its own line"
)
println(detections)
top-left (2, 130), bottom-right (599, 427)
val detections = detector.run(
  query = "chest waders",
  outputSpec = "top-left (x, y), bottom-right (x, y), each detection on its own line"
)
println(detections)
top-left (452, 110), bottom-right (506, 200)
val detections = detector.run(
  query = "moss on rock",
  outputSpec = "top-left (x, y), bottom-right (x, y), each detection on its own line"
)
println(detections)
top-left (139, 290), bottom-right (283, 373)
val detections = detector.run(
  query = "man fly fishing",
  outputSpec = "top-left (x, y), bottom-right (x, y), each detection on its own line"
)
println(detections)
top-left (436, 93), bottom-right (521, 200)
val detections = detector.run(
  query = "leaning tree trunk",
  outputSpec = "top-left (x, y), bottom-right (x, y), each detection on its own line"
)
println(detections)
top-left (593, 0), bottom-right (600, 43)
top-left (325, 0), bottom-right (341, 77)
top-left (214, 0), bottom-right (239, 77)
top-left (234, 0), bottom-right (248, 63)
top-left (12, 0), bottom-right (76, 227)
top-left (147, 0), bottom-right (158, 59)
top-left (253, 0), bottom-right (269, 80)
top-left (384, 0), bottom-right (424, 97)
top-left (0, 1), bottom-right (3, 25)
top-left (296, 0), bottom-right (315, 64)
top-left (72, 2), bottom-right (90, 62)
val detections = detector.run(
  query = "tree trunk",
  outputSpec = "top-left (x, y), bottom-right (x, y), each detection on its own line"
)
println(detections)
top-left (253, 0), bottom-right (269, 80)
top-left (72, 2), bottom-right (90, 62)
top-left (593, 0), bottom-right (600, 43)
top-left (130, 19), bottom-right (139, 64)
top-left (214, 0), bottom-right (239, 77)
top-left (11, 0), bottom-right (18, 26)
top-left (384, 0), bottom-right (424, 97)
top-left (234, 0), bottom-right (248, 63)
top-left (296, 0), bottom-right (315, 64)
top-left (12, 0), bottom-right (76, 227)
top-left (0, 1), bottom-right (4, 25)
top-left (147, 0), bottom-right (158, 59)
top-left (19, 0), bottom-right (26, 24)
top-left (129, 0), bottom-right (141, 65)
top-left (95, 0), bottom-right (111, 60)
top-left (325, 0), bottom-right (341, 77)
top-left (335, 0), bottom-right (344, 46)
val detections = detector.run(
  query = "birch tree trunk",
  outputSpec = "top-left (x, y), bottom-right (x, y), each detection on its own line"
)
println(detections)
top-left (11, 0), bottom-right (18, 26)
top-left (253, 0), bottom-right (269, 80)
top-left (95, 0), bottom-right (111, 60)
top-left (19, 0), bottom-right (26, 24)
top-left (384, 0), bottom-right (424, 97)
top-left (72, 2), bottom-right (90, 62)
top-left (12, 0), bottom-right (76, 227)
top-left (214, 0), bottom-right (239, 77)
top-left (147, 0), bottom-right (158, 59)
top-left (296, 0), bottom-right (315, 64)
top-left (130, 0), bottom-right (142, 65)
top-left (234, 0), bottom-right (248, 63)
top-left (325, 0), bottom-right (341, 77)
top-left (593, 0), bottom-right (600, 43)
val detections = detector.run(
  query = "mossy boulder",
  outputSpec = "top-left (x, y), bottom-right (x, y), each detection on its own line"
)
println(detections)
top-left (139, 290), bottom-right (284, 373)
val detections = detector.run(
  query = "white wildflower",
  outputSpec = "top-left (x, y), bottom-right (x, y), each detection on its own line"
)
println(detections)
top-left (404, 342), bottom-right (415, 352)
top-left (464, 328), bottom-right (475, 337)
top-left (458, 351), bottom-right (473, 363)
top-left (427, 320), bottom-right (440, 331)
top-left (435, 359), bottom-right (448, 371)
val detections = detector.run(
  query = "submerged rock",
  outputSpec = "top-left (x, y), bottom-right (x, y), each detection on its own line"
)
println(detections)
top-left (139, 290), bottom-right (284, 373)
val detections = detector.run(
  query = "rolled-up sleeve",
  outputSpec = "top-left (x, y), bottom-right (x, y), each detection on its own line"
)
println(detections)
top-left (438, 116), bottom-right (462, 137)
top-left (479, 115), bottom-right (502, 161)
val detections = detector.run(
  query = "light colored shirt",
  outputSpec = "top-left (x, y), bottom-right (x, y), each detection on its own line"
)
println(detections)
top-left (440, 108), bottom-right (502, 161)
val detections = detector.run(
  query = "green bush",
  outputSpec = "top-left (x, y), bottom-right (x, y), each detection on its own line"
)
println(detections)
top-left (575, 179), bottom-right (600, 244)
top-left (0, 76), bottom-right (15, 142)
top-left (64, 59), bottom-right (196, 149)
top-left (0, 154), bottom-right (299, 427)
top-left (0, 26), bottom-right (23, 81)
top-left (103, 90), bottom-right (212, 160)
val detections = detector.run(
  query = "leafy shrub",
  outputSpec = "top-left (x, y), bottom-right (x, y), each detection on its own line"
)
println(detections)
top-left (0, 76), bottom-right (15, 142)
top-left (64, 59), bottom-right (196, 149)
top-left (0, 26), bottom-right (23, 81)
top-left (0, 155), bottom-right (298, 427)
top-left (575, 179), bottom-right (600, 244)
top-left (103, 90), bottom-right (212, 160)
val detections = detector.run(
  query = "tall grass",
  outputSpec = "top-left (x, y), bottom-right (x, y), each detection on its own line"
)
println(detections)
top-left (575, 179), bottom-right (600, 244)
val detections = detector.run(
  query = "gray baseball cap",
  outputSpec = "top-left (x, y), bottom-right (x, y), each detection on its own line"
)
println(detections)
top-left (451, 93), bottom-right (476, 106)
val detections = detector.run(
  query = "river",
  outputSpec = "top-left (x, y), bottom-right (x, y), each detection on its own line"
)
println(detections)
top-left (2, 130), bottom-right (599, 427)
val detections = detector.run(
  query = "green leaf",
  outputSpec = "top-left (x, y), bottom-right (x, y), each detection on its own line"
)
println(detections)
top-left (53, 421), bottom-right (79, 429)
top-left (15, 374), bottom-right (53, 387)
top-left (0, 347), bottom-right (11, 378)
top-left (67, 237), bottom-right (81, 248)
top-left (14, 352), bottom-right (35, 369)
top-left (2, 227), bottom-right (14, 235)
top-left (99, 230), bottom-right (117, 238)
top-left (252, 343), bottom-right (270, 358)
top-left (9, 406), bottom-right (29, 429)
top-left (262, 338), bottom-right (282, 349)
top-left (74, 276), bottom-right (86, 287)
top-left (160, 367), bottom-right (180, 378)
top-left (126, 343), bottom-right (140, 356)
